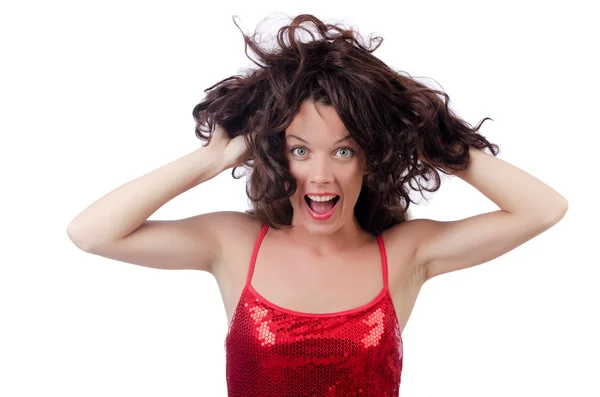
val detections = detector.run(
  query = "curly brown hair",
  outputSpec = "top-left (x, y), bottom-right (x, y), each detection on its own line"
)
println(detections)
top-left (192, 14), bottom-right (499, 235)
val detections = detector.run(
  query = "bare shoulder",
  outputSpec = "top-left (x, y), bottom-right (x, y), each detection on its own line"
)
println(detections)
top-left (382, 218), bottom-right (439, 251)
top-left (192, 210), bottom-right (263, 247)
top-left (380, 218), bottom-right (437, 287)
top-left (197, 210), bottom-right (264, 264)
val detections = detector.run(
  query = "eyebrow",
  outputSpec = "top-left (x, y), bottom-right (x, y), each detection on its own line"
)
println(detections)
top-left (287, 134), bottom-right (352, 145)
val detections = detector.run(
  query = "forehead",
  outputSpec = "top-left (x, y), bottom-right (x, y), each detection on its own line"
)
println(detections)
top-left (285, 100), bottom-right (351, 142)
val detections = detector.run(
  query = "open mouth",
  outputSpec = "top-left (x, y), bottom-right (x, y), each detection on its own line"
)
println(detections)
top-left (304, 195), bottom-right (340, 216)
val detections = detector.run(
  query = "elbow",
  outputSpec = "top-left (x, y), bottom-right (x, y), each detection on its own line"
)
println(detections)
top-left (66, 222), bottom-right (93, 252)
top-left (542, 196), bottom-right (569, 226)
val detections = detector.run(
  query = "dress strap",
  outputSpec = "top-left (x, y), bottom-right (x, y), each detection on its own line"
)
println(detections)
top-left (376, 234), bottom-right (390, 291)
top-left (246, 224), bottom-right (269, 288)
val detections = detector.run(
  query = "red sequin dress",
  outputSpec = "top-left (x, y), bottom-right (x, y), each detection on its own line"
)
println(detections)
top-left (225, 225), bottom-right (403, 396)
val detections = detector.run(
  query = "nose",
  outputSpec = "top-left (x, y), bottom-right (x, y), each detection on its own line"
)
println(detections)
top-left (310, 155), bottom-right (333, 185)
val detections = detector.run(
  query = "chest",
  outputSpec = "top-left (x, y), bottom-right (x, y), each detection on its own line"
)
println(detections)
top-left (255, 239), bottom-right (386, 310)
top-left (214, 228), bottom-right (425, 335)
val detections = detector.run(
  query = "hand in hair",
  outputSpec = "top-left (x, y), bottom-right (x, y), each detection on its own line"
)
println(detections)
top-left (206, 124), bottom-right (253, 171)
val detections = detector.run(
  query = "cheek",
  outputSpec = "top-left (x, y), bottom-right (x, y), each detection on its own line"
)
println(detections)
top-left (338, 172), bottom-right (364, 203)
top-left (349, 177), bottom-right (365, 198)
top-left (348, 169), bottom-right (366, 196)
top-left (287, 166), bottom-right (308, 188)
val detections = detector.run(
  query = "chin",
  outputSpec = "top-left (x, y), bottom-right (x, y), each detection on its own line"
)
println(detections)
top-left (301, 211), bottom-right (348, 236)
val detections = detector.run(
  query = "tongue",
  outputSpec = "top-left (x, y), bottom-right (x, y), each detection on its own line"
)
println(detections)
top-left (309, 199), bottom-right (335, 214)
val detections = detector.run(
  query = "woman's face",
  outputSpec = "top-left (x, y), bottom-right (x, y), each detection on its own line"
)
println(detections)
top-left (285, 100), bottom-right (367, 234)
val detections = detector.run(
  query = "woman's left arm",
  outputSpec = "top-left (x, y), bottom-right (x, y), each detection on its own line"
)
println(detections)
top-left (413, 147), bottom-right (568, 281)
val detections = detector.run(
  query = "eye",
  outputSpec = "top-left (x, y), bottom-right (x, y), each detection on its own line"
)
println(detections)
top-left (291, 146), bottom-right (308, 157)
top-left (290, 146), bottom-right (355, 159)
top-left (335, 147), bottom-right (355, 158)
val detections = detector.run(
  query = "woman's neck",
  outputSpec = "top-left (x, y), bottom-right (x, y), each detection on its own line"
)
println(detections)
top-left (283, 217), bottom-right (373, 255)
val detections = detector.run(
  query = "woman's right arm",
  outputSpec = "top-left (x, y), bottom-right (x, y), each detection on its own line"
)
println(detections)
top-left (66, 128), bottom-right (250, 274)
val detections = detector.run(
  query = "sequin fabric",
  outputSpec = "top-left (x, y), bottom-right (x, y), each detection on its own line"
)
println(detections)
top-left (224, 225), bottom-right (403, 396)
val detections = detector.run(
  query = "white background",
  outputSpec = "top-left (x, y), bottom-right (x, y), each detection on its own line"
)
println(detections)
top-left (1, 0), bottom-right (598, 396)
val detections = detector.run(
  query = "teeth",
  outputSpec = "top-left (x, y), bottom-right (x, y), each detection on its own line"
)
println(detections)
top-left (307, 195), bottom-right (338, 202)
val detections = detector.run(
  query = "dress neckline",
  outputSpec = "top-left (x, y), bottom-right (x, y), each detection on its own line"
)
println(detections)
top-left (244, 282), bottom-right (391, 317)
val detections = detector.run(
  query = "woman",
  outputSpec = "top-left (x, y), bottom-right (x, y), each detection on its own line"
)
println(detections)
top-left (67, 14), bottom-right (568, 396)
